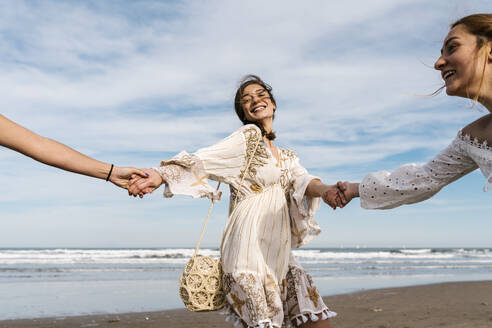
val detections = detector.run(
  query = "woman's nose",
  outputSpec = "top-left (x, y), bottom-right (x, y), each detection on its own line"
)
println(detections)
top-left (434, 56), bottom-right (445, 70)
top-left (251, 95), bottom-right (262, 104)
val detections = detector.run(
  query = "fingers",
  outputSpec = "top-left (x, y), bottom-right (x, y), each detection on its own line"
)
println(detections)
top-left (129, 175), bottom-right (144, 187)
top-left (128, 178), bottom-right (153, 197)
top-left (133, 168), bottom-right (150, 178)
top-left (321, 190), bottom-right (338, 210)
top-left (337, 188), bottom-right (347, 205)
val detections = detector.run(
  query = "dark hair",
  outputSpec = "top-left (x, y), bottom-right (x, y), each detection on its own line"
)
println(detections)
top-left (234, 74), bottom-right (277, 140)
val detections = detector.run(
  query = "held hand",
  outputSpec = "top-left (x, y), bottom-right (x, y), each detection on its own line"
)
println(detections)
top-left (321, 185), bottom-right (347, 210)
top-left (128, 168), bottom-right (164, 198)
top-left (336, 181), bottom-right (360, 204)
top-left (109, 166), bottom-right (149, 189)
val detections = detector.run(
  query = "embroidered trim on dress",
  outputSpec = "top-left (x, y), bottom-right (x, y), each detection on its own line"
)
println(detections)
top-left (457, 130), bottom-right (491, 152)
top-left (291, 309), bottom-right (337, 327)
top-left (457, 131), bottom-right (492, 192)
top-left (242, 126), bottom-right (269, 179)
top-left (221, 304), bottom-right (336, 328)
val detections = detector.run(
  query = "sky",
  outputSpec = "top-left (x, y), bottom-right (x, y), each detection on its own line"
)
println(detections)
top-left (0, 0), bottom-right (491, 248)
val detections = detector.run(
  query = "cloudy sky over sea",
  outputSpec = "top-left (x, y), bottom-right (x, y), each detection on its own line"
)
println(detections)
top-left (1, 0), bottom-right (491, 248)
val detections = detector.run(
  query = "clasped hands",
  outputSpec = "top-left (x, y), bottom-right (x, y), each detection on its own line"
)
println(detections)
top-left (123, 169), bottom-right (359, 211)
top-left (320, 181), bottom-right (359, 210)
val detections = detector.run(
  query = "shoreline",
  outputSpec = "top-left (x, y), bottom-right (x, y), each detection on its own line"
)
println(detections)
top-left (1, 280), bottom-right (491, 328)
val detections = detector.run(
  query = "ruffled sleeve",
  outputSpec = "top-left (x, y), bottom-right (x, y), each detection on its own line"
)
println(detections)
top-left (360, 136), bottom-right (478, 209)
top-left (287, 152), bottom-right (322, 248)
top-left (153, 126), bottom-right (253, 202)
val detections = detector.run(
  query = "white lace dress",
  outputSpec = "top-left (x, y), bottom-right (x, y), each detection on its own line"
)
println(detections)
top-left (360, 131), bottom-right (492, 209)
top-left (153, 125), bottom-right (336, 328)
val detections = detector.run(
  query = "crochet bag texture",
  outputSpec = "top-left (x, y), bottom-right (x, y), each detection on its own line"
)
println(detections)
top-left (179, 255), bottom-right (225, 311)
top-left (178, 133), bottom-right (261, 312)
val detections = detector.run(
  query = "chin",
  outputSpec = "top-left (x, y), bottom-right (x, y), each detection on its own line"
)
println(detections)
top-left (444, 84), bottom-right (460, 96)
top-left (445, 88), bottom-right (455, 96)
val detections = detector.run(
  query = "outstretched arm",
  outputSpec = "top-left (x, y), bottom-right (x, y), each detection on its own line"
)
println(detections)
top-left (0, 114), bottom-right (147, 188)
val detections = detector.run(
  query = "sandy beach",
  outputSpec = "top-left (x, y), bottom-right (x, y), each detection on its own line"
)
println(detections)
top-left (1, 281), bottom-right (491, 328)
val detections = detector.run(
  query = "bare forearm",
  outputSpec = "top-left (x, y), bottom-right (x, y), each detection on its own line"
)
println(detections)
top-left (1, 114), bottom-right (111, 180)
top-left (305, 178), bottom-right (325, 197)
top-left (30, 136), bottom-right (111, 179)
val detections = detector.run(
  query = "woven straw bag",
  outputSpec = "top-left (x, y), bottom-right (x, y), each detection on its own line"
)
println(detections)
top-left (179, 133), bottom-right (261, 312)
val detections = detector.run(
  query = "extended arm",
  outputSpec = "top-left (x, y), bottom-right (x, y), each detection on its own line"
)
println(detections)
top-left (0, 114), bottom-right (147, 188)
top-left (338, 136), bottom-right (477, 210)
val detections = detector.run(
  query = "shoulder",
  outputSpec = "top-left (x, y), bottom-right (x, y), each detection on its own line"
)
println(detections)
top-left (280, 147), bottom-right (298, 161)
top-left (216, 125), bottom-right (262, 148)
top-left (231, 124), bottom-right (262, 144)
top-left (461, 113), bottom-right (492, 144)
top-left (239, 124), bottom-right (262, 137)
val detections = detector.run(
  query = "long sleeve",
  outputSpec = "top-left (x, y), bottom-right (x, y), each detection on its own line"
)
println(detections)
top-left (287, 152), bottom-right (322, 248)
top-left (153, 125), bottom-right (260, 202)
top-left (360, 137), bottom-right (478, 209)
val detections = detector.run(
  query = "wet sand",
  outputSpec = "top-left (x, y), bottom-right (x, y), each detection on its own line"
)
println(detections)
top-left (1, 281), bottom-right (491, 328)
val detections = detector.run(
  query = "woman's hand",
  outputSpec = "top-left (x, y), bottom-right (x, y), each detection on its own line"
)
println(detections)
top-left (320, 184), bottom-right (347, 210)
top-left (306, 179), bottom-right (347, 209)
top-left (336, 181), bottom-right (360, 204)
top-left (109, 166), bottom-right (149, 189)
top-left (128, 168), bottom-right (164, 198)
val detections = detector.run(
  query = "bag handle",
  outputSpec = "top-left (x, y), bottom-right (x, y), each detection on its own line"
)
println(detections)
top-left (193, 132), bottom-right (262, 258)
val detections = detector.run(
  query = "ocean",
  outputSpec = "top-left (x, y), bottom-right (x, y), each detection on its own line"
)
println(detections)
top-left (0, 247), bottom-right (491, 320)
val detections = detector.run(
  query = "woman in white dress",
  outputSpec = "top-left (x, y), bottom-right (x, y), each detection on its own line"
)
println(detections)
top-left (128, 75), bottom-right (344, 327)
top-left (337, 13), bottom-right (492, 209)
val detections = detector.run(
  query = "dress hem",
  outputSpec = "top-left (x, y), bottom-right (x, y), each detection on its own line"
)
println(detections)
top-left (220, 304), bottom-right (336, 328)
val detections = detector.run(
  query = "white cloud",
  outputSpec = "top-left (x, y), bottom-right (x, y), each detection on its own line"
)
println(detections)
top-left (1, 0), bottom-right (490, 247)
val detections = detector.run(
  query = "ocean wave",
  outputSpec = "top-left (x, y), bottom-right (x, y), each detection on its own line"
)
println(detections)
top-left (0, 248), bottom-right (220, 265)
top-left (1, 248), bottom-right (491, 265)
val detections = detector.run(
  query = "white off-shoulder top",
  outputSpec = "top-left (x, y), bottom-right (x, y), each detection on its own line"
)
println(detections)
top-left (360, 132), bottom-right (492, 209)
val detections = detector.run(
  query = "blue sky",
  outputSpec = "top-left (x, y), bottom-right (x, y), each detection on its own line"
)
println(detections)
top-left (0, 0), bottom-right (491, 248)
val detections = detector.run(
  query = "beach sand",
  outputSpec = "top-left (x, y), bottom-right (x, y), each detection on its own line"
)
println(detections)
top-left (1, 281), bottom-right (491, 328)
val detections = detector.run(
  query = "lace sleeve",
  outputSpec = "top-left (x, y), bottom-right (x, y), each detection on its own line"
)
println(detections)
top-left (287, 152), bottom-right (322, 248)
top-left (360, 136), bottom-right (478, 209)
top-left (153, 126), bottom-right (255, 201)
top-left (153, 151), bottom-right (222, 202)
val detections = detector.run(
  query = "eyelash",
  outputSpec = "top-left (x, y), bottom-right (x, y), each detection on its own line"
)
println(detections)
top-left (242, 93), bottom-right (269, 104)
top-left (446, 44), bottom-right (457, 54)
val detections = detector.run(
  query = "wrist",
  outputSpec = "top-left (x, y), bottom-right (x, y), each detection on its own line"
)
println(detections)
top-left (152, 168), bottom-right (166, 185)
top-left (108, 165), bottom-right (119, 184)
top-left (105, 164), bottom-right (114, 182)
top-left (350, 183), bottom-right (360, 198)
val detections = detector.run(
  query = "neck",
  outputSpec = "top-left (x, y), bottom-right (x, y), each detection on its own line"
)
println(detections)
top-left (259, 117), bottom-right (273, 135)
top-left (478, 94), bottom-right (492, 113)
top-left (477, 72), bottom-right (492, 113)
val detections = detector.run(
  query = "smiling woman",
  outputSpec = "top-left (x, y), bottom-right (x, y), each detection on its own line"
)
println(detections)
top-left (127, 75), bottom-right (348, 328)
top-left (337, 13), bottom-right (492, 210)
top-left (234, 75), bottom-right (278, 141)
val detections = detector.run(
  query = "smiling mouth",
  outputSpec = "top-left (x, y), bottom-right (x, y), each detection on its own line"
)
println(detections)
top-left (252, 106), bottom-right (265, 113)
top-left (443, 70), bottom-right (456, 80)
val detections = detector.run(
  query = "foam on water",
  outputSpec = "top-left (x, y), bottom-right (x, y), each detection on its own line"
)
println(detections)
top-left (1, 247), bottom-right (491, 320)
